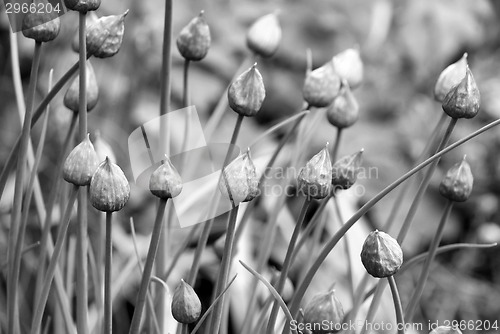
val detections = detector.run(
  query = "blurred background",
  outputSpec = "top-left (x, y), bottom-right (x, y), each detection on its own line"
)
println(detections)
top-left (1, 0), bottom-right (500, 333)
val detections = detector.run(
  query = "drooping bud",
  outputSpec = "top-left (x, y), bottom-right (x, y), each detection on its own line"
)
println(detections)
top-left (361, 230), bottom-right (403, 278)
top-left (219, 149), bottom-right (259, 204)
top-left (22, 0), bottom-right (61, 43)
top-left (86, 11), bottom-right (128, 58)
top-left (90, 157), bottom-right (130, 212)
top-left (176, 11), bottom-right (211, 61)
top-left (63, 134), bottom-right (99, 186)
top-left (303, 290), bottom-right (344, 334)
top-left (430, 326), bottom-right (463, 334)
top-left (71, 11), bottom-right (99, 53)
top-left (332, 48), bottom-right (363, 89)
top-left (149, 156), bottom-right (183, 200)
top-left (63, 61), bottom-right (99, 113)
top-left (64, 0), bottom-right (100, 12)
top-left (171, 279), bottom-right (202, 324)
top-left (326, 80), bottom-right (359, 128)
top-left (228, 64), bottom-right (266, 117)
top-left (439, 156), bottom-right (473, 202)
top-left (246, 12), bottom-right (282, 58)
top-left (298, 144), bottom-right (332, 199)
top-left (442, 66), bottom-right (480, 119)
top-left (93, 132), bottom-right (116, 163)
top-left (434, 53), bottom-right (468, 102)
top-left (331, 149), bottom-right (363, 190)
top-left (303, 61), bottom-right (341, 108)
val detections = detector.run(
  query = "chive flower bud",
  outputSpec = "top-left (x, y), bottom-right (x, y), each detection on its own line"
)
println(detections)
top-left (326, 80), bottom-right (359, 129)
top-left (171, 279), bottom-right (202, 324)
top-left (246, 12), bottom-right (282, 58)
top-left (430, 326), bottom-right (463, 334)
top-left (303, 290), bottom-right (344, 334)
top-left (177, 11), bottom-right (211, 61)
top-left (149, 156), bottom-right (183, 200)
top-left (298, 144), bottom-right (332, 199)
top-left (22, 0), bottom-right (61, 43)
top-left (64, 0), bottom-right (100, 12)
top-left (86, 11), bottom-right (128, 58)
top-left (332, 48), bottom-right (363, 89)
top-left (63, 134), bottom-right (99, 186)
top-left (63, 61), bottom-right (99, 113)
top-left (219, 149), bottom-right (259, 204)
top-left (361, 230), bottom-right (403, 278)
top-left (439, 156), bottom-right (473, 202)
top-left (228, 63), bottom-right (266, 117)
top-left (303, 61), bottom-right (341, 108)
top-left (90, 157), bottom-right (130, 212)
top-left (442, 66), bottom-right (480, 119)
top-left (434, 53), bottom-right (468, 103)
top-left (331, 149), bottom-right (363, 190)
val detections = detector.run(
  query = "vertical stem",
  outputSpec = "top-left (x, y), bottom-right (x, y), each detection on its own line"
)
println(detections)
top-left (182, 59), bottom-right (191, 107)
top-left (129, 199), bottom-right (168, 334)
top-left (8, 40), bottom-right (42, 334)
top-left (104, 212), bottom-right (113, 334)
top-left (405, 200), bottom-right (453, 321)
top-left (331, 128), bottom-right (342, 162)
top-left (266, 198), bottom-right (310, 334)
top-left (387, 276), bottom-right (405, 334)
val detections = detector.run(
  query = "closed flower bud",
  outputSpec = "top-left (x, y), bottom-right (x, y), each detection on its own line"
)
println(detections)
top-left (90, 157), bottom-right (130, 212)
top-left (177, 11), bottom-right (211, 61)
top-left (442, 66), bottom-right (480, 119)
top-left (64, 0), bottom-right (100, 12)
top-left (22, 0), bottom-right (61, 43)
top-left (298, 144), bottom-right (332, 199)
top-left (228, 64), bottom-right (265, 117)
top-left (434, 53), bottom-right (468, 103)
top-left (332, 48), bottom-right (363, 89)
top-left (246, 12), bottom-right (281, 58)
top-left (63, 61), bottom-right (99, 113)
top-left (303, 61), bottom-right (341, 108)
top-left (331, 149), bottom-right (363, 190)
top-left (149, 156), bottom-right (183, 200)
top-left (303, 290), bottom-right (344, 334)
top-left (71, 11), bottom-right (99, 53)
top-left (171, 279), bottom-right (202, 324)
top-left (93, 132), bottom-right (116, 163)
top-left (430, 326), bottom-right (463, 334)
top-left (219, 149), bottom-right (259, 204)
top-left (439, 156), bottom-right (473, 202)
top-left (63, 134), bottom-right (99, 186)
top-left (326, 80), bottom-right (359, 128)
top-left (361, 230), bottom-right (403, 278)
top-left (86, 11), bottom-right (128, 58)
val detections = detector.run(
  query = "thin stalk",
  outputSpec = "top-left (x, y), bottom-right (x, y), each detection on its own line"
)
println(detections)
top-left (331, 128), bottom-right (342, 162)
top-left (180, 59), bottom-right (193, 170)
top-left (405, 200), bottom-right (453, 321)
top-left (266, 198), bottom-right (310, 334)
top-left (31, 186), bottom-right (78, 334)
top-left (208, 204), bottom-right (240, 334)
top-left (187, 114), bottom-right (244, 286)
top-left (0, 242), bottom-right (40, 270)
top-left (252, 296), bottom-right (273, 334)
top-left (387, 276), bottom-right (405, 334)
top-left (8, 40), bottom-right (42, 334)
top-left (182, 59), bottom-right (191, 107)
top-left (128, 199), bottom-right (168, 334)
top-left (104, 212), bottom-right (113, 334)
top-left (285, 116), bottom-right (497, 330)
top-left (360, 118), bottom-right (457, 333)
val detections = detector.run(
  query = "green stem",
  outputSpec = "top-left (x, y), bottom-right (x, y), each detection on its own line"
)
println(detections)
top-left (387, 276), bottom-right (405, 334)
top-left (182, 59), bottom-right (191, 107)
top-left (8, 40), bottom-right (42, 334)
top-left (266, 198), bottom-right (310, 334)
top-left (331, 128), bottom-right (342, 162)
top-left (128, 199), bottom-right (168, 334)
top-left (104, 212), bottom-right (113, 334)
top-left (31, 186), bottom-right (78, 334)
top-left (404, 200), bottom-right (453, 322)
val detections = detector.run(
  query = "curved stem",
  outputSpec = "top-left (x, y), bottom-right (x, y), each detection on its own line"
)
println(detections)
top-left (104, 212), bottom-right (113, 334)
top-left (387, 276), bottom-right (405, 334)
top-left (8, 40), bottom-right (42, 334)
top-left (129, 199), bottom-right (168, 334)
top-left (266, 198), bottom-right (310, 334)
top-left (404, 200), bottom-right (453, 321)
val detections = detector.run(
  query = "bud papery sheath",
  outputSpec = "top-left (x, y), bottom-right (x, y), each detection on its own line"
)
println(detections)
top-left (298, 144), bottom-right (332, 199)
top-left (63, 134), bottom-right (99, 186)
top-left (219, 149), bottom-right (259, 204)
top-left (90, 157), bottom-right (130, 212)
